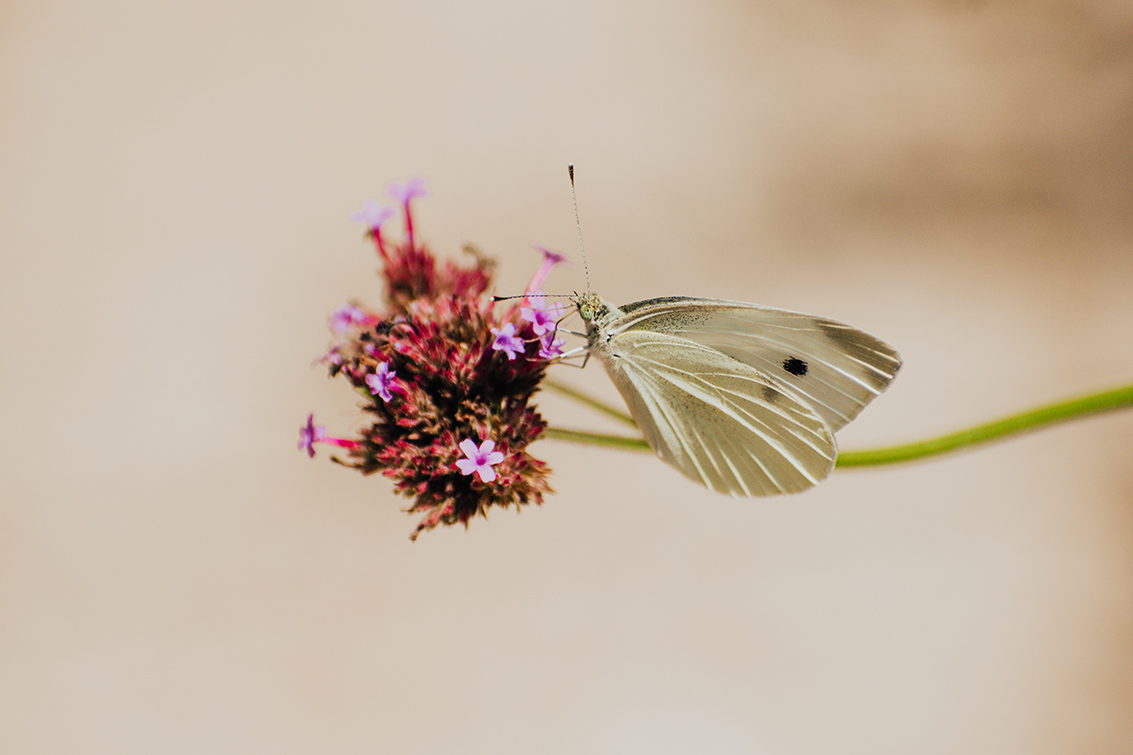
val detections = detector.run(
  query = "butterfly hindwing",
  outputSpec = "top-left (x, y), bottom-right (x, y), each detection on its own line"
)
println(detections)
top-left (598, 329), bottom-right (837, 496)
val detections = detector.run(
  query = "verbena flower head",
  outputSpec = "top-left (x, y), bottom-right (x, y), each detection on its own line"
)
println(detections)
top-left (302, 178), bottom-right (567, 540)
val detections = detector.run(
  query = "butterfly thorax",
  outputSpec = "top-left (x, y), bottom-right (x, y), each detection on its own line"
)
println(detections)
top-left (575, 292), bottom-right (624, 346)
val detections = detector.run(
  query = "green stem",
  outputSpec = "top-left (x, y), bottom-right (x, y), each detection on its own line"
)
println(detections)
top-left (542, 427), bottom-right (649, 451)
top-left (835, 382), bottom-right (1133, 467)
top-left (543, 382), bottom-right (1133, 468)
top-left (543, 379), bottom-right (638, 428)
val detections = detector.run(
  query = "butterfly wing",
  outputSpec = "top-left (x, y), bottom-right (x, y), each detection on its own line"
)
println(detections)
top-left (610, 297), bottom-right (901, 432)
top-left (595, 329), bottom-right (837, 496)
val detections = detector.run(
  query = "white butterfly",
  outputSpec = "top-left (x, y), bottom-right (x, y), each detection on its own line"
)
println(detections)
top-left (574, 292), bottom-right (901, 496)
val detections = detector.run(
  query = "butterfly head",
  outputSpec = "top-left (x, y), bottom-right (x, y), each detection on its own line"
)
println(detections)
top-left (574, 292), bottom-right (607, 324)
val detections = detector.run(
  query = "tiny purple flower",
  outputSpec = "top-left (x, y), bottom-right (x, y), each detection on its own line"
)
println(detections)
top-left (538, 330), bottom-right (566, 359)
top-left (521, 291), bottom-right (567, 336)
top-left (312, 344), bottom-right (345, 367)
top-left (328, 303), bottom-right (376, 334)
top-left (490, 323), bottom-right (526, 360)
top-left (525, 244), bottom-right (571, 294)
top-left (298, 414), bottom-right (326, 458)
top-left (387, 177), bottom-right (429, 205)
top-left (365, 362), bottom-right (397, 402)
top-left (455, 438), bottom-right (505, 483)
top-left (350, 199), bottom-right (395, 232)
top-left (388, 178), bottom-right (428, 250)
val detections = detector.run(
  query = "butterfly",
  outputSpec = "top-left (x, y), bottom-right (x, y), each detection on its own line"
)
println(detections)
top-left (574, 292), bottom-right (901, 496)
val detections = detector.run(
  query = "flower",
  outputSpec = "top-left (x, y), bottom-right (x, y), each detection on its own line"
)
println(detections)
top-left (365, 362), bottom-right (397, 402)
top-left (491, 323), bottom-right (526, 360)
top-left (363, 181), bottom-right (495, 314)
top-left (455, 437), bottom-right (506, 483)
top-left (525, 244), bottom-right (571, 293)
top-left (388, 178), bottom-right (428, 251)
top-left (312, 344), bottom-right (344, 367)
top-left (298, 414), bottom-right (326, 458)
top-left (538, 330), bottom-right (566, 359)
top-left (304, 183), bottom-right (555, 540)
top-left (350, 199), bottom-right (395, 232)
top-left (298, 414), bottom-right (361, 458)
top-left (521, 291), bottom-right (566, 336)
top-left (387, 177), bottom-right (428, 205)
top-left (329, 303), bottom-right (377, 334)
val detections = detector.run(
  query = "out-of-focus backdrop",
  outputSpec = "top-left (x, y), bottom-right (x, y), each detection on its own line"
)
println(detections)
top-left (2, 1), bottom-right (1131, 752)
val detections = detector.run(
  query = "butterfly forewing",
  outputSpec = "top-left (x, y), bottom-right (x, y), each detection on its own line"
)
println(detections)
top-left (598, 329), bottom-right (837, 496)
top-left (611, 297), bottom-right (901, 431)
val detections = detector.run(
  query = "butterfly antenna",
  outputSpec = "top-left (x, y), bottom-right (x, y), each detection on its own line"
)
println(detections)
top-left (568, 163), bottom-right (591, 295)
top-left (492, 292), bottom-right (568, 302)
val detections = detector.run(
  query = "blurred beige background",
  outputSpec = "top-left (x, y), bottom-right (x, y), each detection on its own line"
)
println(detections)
top-left (2, 0), bottom-right (1132, 752)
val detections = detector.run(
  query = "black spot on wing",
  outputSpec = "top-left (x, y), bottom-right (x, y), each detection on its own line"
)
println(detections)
top-left (782, 357), bottom-right (809, 376)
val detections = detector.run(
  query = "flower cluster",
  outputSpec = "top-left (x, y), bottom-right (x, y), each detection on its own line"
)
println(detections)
top-left (300, 179), bottom-right (570, 539)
